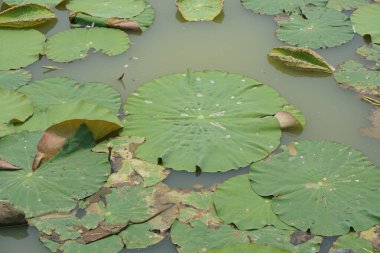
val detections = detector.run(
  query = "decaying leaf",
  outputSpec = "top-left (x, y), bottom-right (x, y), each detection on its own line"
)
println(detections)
top-left (0, 4), bottom-right (56, 28)
top-left (351, 3), bottom-right (380, 44)
top-left (361, 109), bottom-right (380, 140)
top-left (268, 46), bottom-right (334, 74)
top-left (0, 160), bottom-right (18, 170)
top-left (176, 0), bottom-right (224, 21)
top-left (357, 44), bottom-right (380, 62)
top-left (361, 96), bottom-right (380, 106)
top-left (360, 225), bottom-right (380, 251)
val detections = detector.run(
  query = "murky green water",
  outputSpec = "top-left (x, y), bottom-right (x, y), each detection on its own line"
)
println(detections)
top-left (1, 0), bottom-right (379, 252)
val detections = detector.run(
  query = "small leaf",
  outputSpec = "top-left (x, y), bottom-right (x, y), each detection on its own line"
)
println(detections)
top-left (176, 0), bottom-right (224, 21)
top-left (357, 44), bottom-right (380, 62)
top-left (268, 46), bottom-right (334, 74)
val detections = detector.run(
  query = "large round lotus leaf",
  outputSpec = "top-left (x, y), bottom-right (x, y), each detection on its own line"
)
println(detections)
top-left (250, 140), bottom-right (380, 236)
top-left (3, 0), bottom-right (64, 7)
top-left (241, 0), bottom-right (327, 15)
top-left (0, 127), bottom-right (110, 218)
top-left (66, 0), bottom-right (146, 19)
top-left (0, 4), bottom-right (56, 28)
top-left (276, 7), bottom-right (354, 49)
top-left (326, 0), bottom-right (370, 11)
top-left (334, 60), bottom-right (380, 95)
top-left (176, 0), bottom-right (224, 21)
top-left (0, 69), bottom-right (31, 89)
top-left (357, 44), bottom-right (380, 62)
top-left (351, 3), bottom-right (380, 44)
top-left (0, 87), bottom-right (33, 124)
top-left (61, 236), bottom-right (124, 253)
top-left (44, 28), bottom-right (130, 63)
top-left (206, 243), bottom-right (291, 253)
top-left (123, 70), bottom-right (304, 172)
top-left (0, 28), bottom-right (45, 70)
top-left (213, 175), bottom-right (289, 230)
top-left (328, 233), bottom-right (373, 253)
top-left (19, 77), bottom-right (121, 113)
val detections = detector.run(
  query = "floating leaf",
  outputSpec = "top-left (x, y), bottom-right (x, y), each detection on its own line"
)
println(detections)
top-left (0, 69), bottom-right (31, 89)
top-left (326, 0), bottom-right (370, 10)
top-left (250, 140), bottom-right (380, 236)
top-left (241, 0), bottom-right (327, 15)
top-left (351, 3), bottom-right (380, 44)
top-left (44, 28), bottom-right (130, 63)
top-left (3, 0), bottom-right (64, 7)
top-left (268, 46), bottom-right (334, 74)
top-left (0, 4), bottom-right (55, 28)
top-left (0, 126), bottom-right (110, 218)
top-left (0, 28), bottom-right (45, 70)
top-left (0, 87), bottom-right (33, 124)
top-left (176, 0), bottom-right (224, 21)
top-left (213, 175), bottom-right (289, 230)
top-left (206, 243), bottom-right (291, 253)
top-left (360, 225), bottom-right (380, 251)
top-left (334, 60), bottom-right (380, 95)
top-left (131, 3), bottom-right (155, 31)
top-left (357, 44), bottom-right (380, 62)
top-left (328, 233), bottom-right (373, 253)
top-left (61, 236), bottom-right (124, 253)
top-left (276, 7), bottom-right (354, 49)
top-left (66, 0), bottom-right (147, 19)
top-left (361, 109), bottom-right (380, 140)
top-left (123, 70), bottom-right (304, 172)
top-left (19, 77), bottom-right (121, 113)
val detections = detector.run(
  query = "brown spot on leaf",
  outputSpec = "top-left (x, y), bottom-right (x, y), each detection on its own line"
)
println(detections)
top-left (290, 230), bottom-right (314, 245)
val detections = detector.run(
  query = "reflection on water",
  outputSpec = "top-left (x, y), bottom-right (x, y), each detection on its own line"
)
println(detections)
top-left (1, 0), bottom-right (379, 252)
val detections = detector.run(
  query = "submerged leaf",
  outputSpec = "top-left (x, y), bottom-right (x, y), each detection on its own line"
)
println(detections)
top-left (44, 28), bottom-right (130, 63)
top-left (250, 140), bottom-right (380, 236)
top-left (0, 69), bottom-right (31, 89)
top-left (0, 4), bottom-right (56, 28)
top-left (3, 0), bottom-right (64, 7)
top-left (241, 0), bottom-right (327, 15)
top-left (205, 243), bottom-right (291, 253)
top-left (268, 46), bottom-right (334, 73)
top-left (326, 0), bottom-right (370, 11)
top-left (361, 109), bottom-right (380, 140)
top-left (276, 7), bottom-right (354, 49)
top-left (0, 28), bottom-right (45, 70)
top-left (328, 233), bottom-right (373, 253)
top-left (123, 70), bottom-right (304, 172)
top-left (351, 3), bottom-right (380, 44)
top-left (176, 0), bottom-right (224, 21)
top-left (356, 44), bottom-right (380, 62)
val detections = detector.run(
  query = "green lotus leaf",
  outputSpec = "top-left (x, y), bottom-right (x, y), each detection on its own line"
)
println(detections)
top-left (0, 126), bottom-right (110, 218)
top-left (0, 87), bottom-right (33, 124)
top-left (213, 175), bottom-right (289, 230)
top-left (40, 238), bottom-right (61, 253)
top-left (328, 233), bottom-right (373, 253)
top-left (3, 0), bottom-right (64, 7)
top-left (61, 236), bottom-right (124, 253)
top-left (276, 7), bottom-right (354, 49)
top-left (351, 3), bottom-right (380, 44)
top-left (268, 46), bottom-right (334, 74)
top-left (241, 0), bottom-right (327, 15)
top-left (326, 0), bottom-right (370, 11)
top-left (0, 4), bottom-right (56, 28)
top-left (16, 101), bottom-right (122, 135)
top-left (176, 0), bottom-right (224, 21)
top-left (66, 0), bottom-right (147, 19)
top-left (205, 243), bottom-right (291, 253)
top-left (0, 28), bottom-right (45, 70)
top-left (44, 28), bottom-right (130, 63)
top-left (334, 60), bottom-right (380, 95)
top-left (131, 3), bottom-right (155, 31)
top-left (250, 140), bottom-right (380, 236)
top-left (19, 77), bottom-right (121, 113)
top-left (123, 70), bottom-right (304, 172)
top-left (0, 69), bottom-right (31, 89)
top-left (357, 44), bottom-right (380, 62)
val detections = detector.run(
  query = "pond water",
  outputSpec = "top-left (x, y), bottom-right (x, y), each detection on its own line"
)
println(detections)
top-left (0, 0), bottom-right (379, 252)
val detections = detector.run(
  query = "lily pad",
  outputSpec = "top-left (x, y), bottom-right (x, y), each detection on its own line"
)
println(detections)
top-left (276, 7), bottom-right (354, 49)
top-left (61, 236), bottom-right (124, 253)
top-left (326, 0), bottom-right (371, 11)
top-left (0, 28), bottom-right (45, 70)
top-left (241, 0), bottom-right (327, 15)
top-left (0, 87), bottom-right (33, 124)
top-left (176, 0), bottom-right (224, 21)
top-left (213, 175), bottom-right (289, 230)
top-left (268, 46), bottom-right (334, 74)
top-left (334, 60), bottom-right (380, 95)
top-left (328, 233), bottom-right (373, 253)
top-left (44, 27), bottom-right (130, 63)
top-left (19, 77), bottom-right (121, 113)
top-left (66, 0), bottom-right (147, 19)
top-left (123, 70), bottom-right (304, 172)
top-left (0, 126), bottom-right (110, 218)
top-left (3, 0), bottom-right (64, 7)
top-left (0, 69), bottom-right (31, 89)
top-left (206, 243), bottom-right (291, 253)
top-left (351, 3), bottom-right (380, 44)
top-left (250, 140), bottom-right (380, 236)
top-left (0, 4), bottom-right (56, 28)
top-left (357, 44), bottom-right (380, 62)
